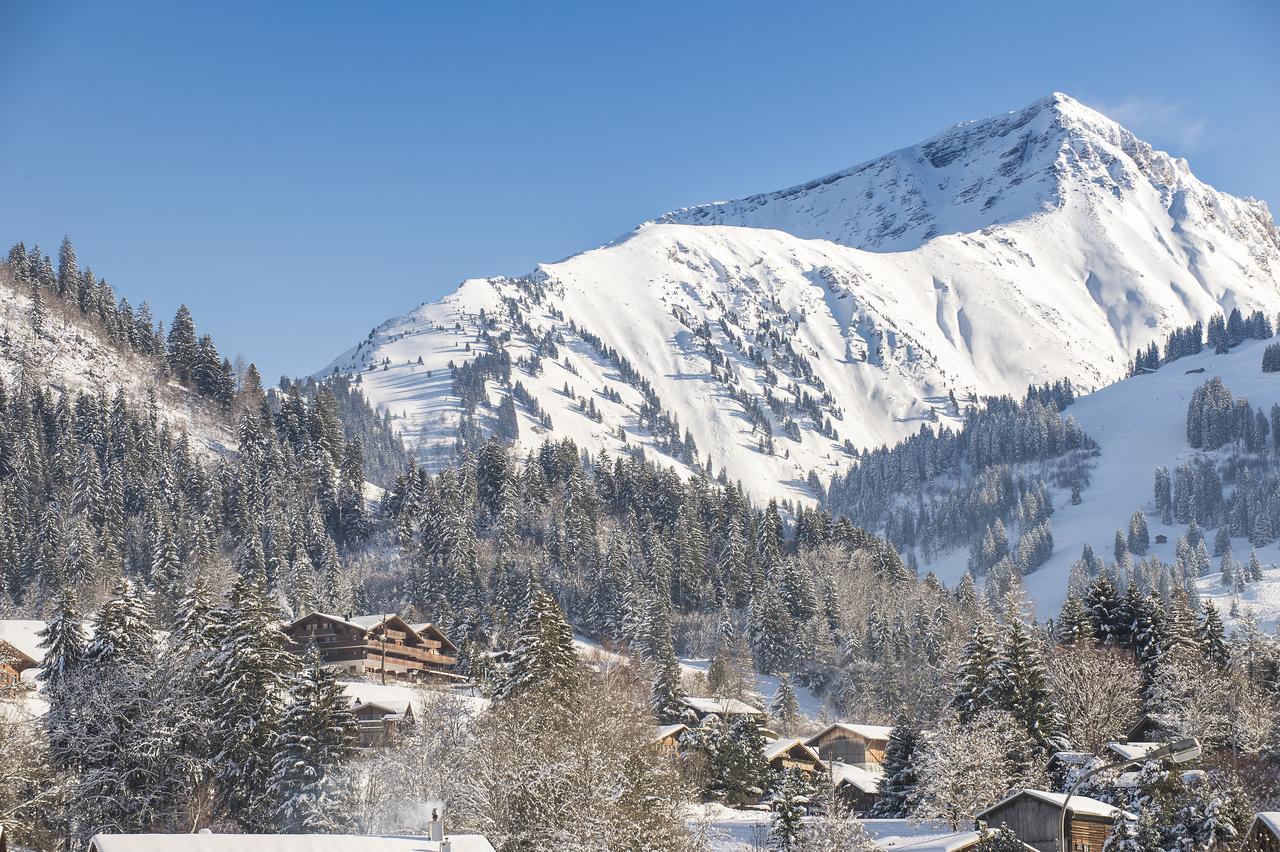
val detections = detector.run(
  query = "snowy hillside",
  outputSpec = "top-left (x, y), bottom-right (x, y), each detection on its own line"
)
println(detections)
top-left (0, 268), bottom-right (234, 455)
top-left (321, 93), bottom-right (1280, 505)
top-left (923, 337), bottom-right (1280, 629)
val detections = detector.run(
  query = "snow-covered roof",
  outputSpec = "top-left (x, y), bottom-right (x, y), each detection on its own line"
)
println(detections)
top-left (655, 723), bottom-right (688, 742)
top-left (979, 789), bottom-right (1128, 820)
top-left (0, 620), bottom-right (45, 664)
top-left (830, 762), bottom-right (882, 793)
top-left (763, 737), bottom-right (821, 763)
top-left (1251, 813), bottom-right (1280, 839)
top-left (1105, 741), bottom-right (1163, 761)
top-left (339, 681), bottom-right (489, 719)
top-left (1048, 750), bottom-right (1095, 766)
top-left (88, 834), bottom-right (495, 852)
top-left (682, 696), bottom-right (763, 717)
top-left (806, 722), bottom-right (893, 745)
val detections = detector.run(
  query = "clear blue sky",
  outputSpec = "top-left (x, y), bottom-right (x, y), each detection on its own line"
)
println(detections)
top-left (2, 1), bottom-right (1277, 382)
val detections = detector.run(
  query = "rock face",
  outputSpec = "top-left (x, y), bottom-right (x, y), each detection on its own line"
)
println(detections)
top-left (321, 93), bottom-right (1280, 502)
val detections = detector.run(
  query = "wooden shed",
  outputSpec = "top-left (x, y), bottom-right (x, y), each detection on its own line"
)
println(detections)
top-left (764, 737), bottom-right (824, 776)
top-left (654, 723), bottom-right (689, 751)
top-left (976, 789), bottom-right (1126, 852)
top-left (805, 722), bottom-right (892, 769)
top-left (1244, 813), bottom-right (1280, 852)
top-left (0, 638), bottom-right (38, 688)
top-left (830, 762), bottom-right (881, 815)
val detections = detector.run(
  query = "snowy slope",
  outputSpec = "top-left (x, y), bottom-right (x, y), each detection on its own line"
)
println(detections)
top-left (320, 93), bottom-right (1280, 504)
top-left (0, 270), bottom-right (234, 455)
top-left (926, 338), bottom-right (1280, 629)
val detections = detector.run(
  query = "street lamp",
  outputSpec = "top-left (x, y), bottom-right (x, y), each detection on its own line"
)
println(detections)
top-left (1057, 738), bottom-right (1201, 852)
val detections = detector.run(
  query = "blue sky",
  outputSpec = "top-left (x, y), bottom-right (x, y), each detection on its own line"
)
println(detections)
top-left (2, 1), bottom-right (1277, 381)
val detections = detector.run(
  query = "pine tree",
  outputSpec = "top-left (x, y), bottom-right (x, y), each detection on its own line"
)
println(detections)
top-left (37, 586), bottom-right (87, 689)
top-left (871, 717), bottom-right (921, 817)
top-left (769, 772), bottom-right (807, 851)
top-left (771, 675), bottom-right (801, 736)
top-left (997, 620), bottom-right (1065, 754)
top-left (1195, 602), bottom-right (1230, 667)
top-left (952, 621), bottom-right (1000, 722)
top-left (56, 235), bottom-right (78, 298)
top-left (27, 279), bottom-right (46, 336)
top-left (499, 585), bottom-right (579, 702)
top-left (167, 304), bottom-right (199, 383)
top-left (1055, 594), bottom-right (1094, 644)
top-left (268, 645), bottom-right (358, 833)
top-left (211, 570), bottom-right (299, 830)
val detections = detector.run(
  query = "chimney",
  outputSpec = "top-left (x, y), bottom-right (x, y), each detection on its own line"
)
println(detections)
top-left (428, 803), bottom-right (445, 842)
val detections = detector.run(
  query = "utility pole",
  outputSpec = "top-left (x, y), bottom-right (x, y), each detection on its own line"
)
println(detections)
top-left (380, 613), bottom-right (388, 685)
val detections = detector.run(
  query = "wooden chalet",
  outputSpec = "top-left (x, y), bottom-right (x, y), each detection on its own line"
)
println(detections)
top-left (680, 695), bottom-right (765, 722)
top-left (654, 723), bottom-right (688, 751)
top-left (1244, 814), bottom-right (1280, 852)
top-left (976, 790), bottom-right (1128, 852)
top-left (764, 737), bottom-right (824, 776)
top-left (831, 762), bottom-right (881, 815)
top-left (0, 639), bottom-right (36, 689)
top-left (282, 612), bottom-right (462, 684)
top-left (351, 697), bottom-right (415, 748)
top-left (805, 722), bottom-right (892, 769)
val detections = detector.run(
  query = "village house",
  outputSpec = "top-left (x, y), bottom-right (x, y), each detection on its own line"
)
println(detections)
top-left (1244, 813), bottom-right (1280, 852)
top-left (0, 639), bottom-right (36, 689)
top-left (831, 762), bottom-right (881, 815)
top-left (763, 737), bottom-right (824, 776)
top-left (351, 697), bottom-right (415, 748)
top-left (976, 789), bottom-right (1128, 852)
top-left (281, 612), bottom-right (462, 684)
top-left (805, 722), bottom-right (893, 769)
top-left (680, 696), bottom-right (765, 723)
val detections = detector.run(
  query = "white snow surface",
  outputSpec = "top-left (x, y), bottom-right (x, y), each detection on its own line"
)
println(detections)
top-left (320, 92), bottom-right (1280, 510)
top-left (87, 833), bottom-right (494, 852)
top-left (925, 337), bottom-right (1280, 627)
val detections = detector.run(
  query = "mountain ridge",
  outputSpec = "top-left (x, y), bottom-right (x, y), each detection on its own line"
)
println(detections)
top-left (319, 92), bottom-right (1280, 518)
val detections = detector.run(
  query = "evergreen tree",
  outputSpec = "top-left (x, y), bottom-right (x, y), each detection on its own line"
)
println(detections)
top-left (211, 570), bottom-right (299, 830)
top-left (167, 304), bottom-right (199, 383)
top-left (997, 620), bottom-right (1065, 754)
top-left (499, 585), bottom-right (579, 702)
top-left (268, 645), bottom-right (358, 833)
top-left (771, 675), bottom-right (801, 736)
top-left (871, 717), bottom-right (921, 817)
top-left (952, 620), bottom-right (1000, 722)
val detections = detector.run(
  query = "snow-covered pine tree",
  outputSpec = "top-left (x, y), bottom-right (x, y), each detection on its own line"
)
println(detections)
top-left (870, 716), bottom-right (921, 817)
top-left (771, 674), bottom-right (801, 736)
top-left (952, 620), bottom-right (1000, 722)
top-left (498, 584), bottom-right (579, 702)
top-left (996, 619), bottom-right (1065, 754)
top-left (211, 570), bottom-right (299, 830)
top-left (268, 645), bottom-right (359, 833)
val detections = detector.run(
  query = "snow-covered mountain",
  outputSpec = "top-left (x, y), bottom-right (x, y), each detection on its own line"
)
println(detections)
top-left (321, 93), bottom-right (1280, 505)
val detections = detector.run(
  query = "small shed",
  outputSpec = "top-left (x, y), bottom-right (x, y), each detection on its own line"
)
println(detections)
top-left (976, 789), bottom-right (1128, 852)
top-left (805, 722), bottom-right (893, 768)
top-left (1124, 713), bottom-right (1175, 743)
top-left (831, 762), bottom-right (881, 815)
top-left (654, 723), bottom-right (688, 751)
top-left (1154, 534), bottom-right (1168, 545)
top-left (1244, 813), bottom-right (1280, 852)
top-left (764, 737), bottom-right (824, 775)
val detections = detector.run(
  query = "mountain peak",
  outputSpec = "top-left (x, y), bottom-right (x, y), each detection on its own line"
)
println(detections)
top-left (655, 92), bottom-right (1257, 254)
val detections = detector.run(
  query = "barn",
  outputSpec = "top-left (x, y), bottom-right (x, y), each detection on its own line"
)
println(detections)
top-left (975, 789), bottom-right (1127, 852)
top-left (831, 762), bottom-right (881, 815)
top-left (804, 722), bottom-right (892, 768)
top-left (1244, 813), bottom-right (1280, 852)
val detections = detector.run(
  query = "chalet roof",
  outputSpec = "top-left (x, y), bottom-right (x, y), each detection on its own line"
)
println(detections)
top-left (682, 696), bottom-right (764, 717)
top-left (1251, 813), bottom-right (1280, 839)
top-left (353, 698), bottom-right (414, 719)
top-left (87, 834), bottom-right (495, 852)
top-left (977, 789), bottom-right (1129, 821)
top-left (831, 762), bottom-right (882, 794)
top-left (285, 612), bottom-right (459, 654)
top-left (1048, 750), bottom-right (1095, 767)
top-left (0, 620), bottom-right (44, 665)
top-left (860, 821), bottom-right (1033, 852)
top-left (654, 723), bottom-right (688, 743)
top-left (0, 638), bottom-right (37, 670)
top-left (1105, 741), bottom-right (1163, 762)
top-left (764, 737), bottom-right (822, 764)
top-left (805, 722), bottom-right (893, 746)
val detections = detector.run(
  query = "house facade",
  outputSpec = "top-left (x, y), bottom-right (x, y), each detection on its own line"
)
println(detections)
top-left (351, 698), bottom-right (415, 748)
top-left (764, 737), bottom-right (824, 776)
top-left (805, 723), bottom-right (892, 770)
top-left (282, 612), bottom-right (461, 684)
top-left (0, 639), bottom-right (36, 688)
top-left (976, 790), bottom-right (1125, 852)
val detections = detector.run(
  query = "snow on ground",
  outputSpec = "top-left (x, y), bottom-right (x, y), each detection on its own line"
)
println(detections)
top-left (680, 657), bottom-right (827, 719)
top-left (925, 337), bottom-right (1280, 630)
top-left (696, 802), bottom-right (773, 851)
top-left (338, 679), bottom-right (490, 717)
